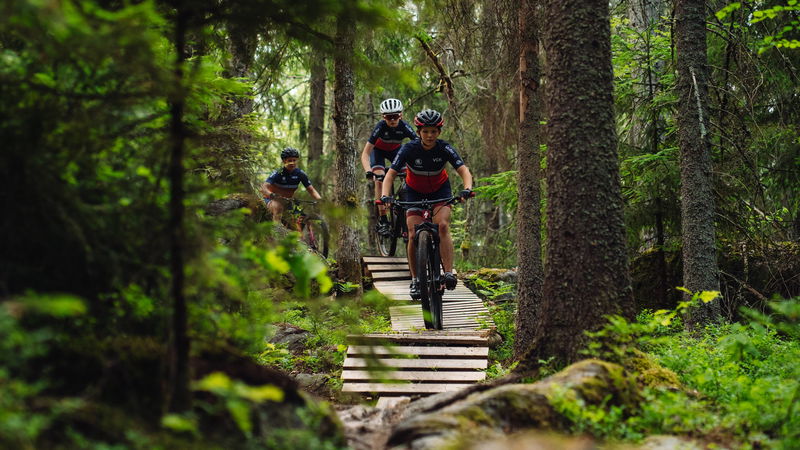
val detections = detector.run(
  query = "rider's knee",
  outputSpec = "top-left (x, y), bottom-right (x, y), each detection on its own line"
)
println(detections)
top-left (437, 221), bottom-right (451, 235)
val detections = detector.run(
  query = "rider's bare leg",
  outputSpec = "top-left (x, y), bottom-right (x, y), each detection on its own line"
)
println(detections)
top-left (433, 205), bottom-right (454, 273)
top-left (373, 168), bottom-right (386, 215)
top-left (268, 200), bottom-right (284, 223)
top-left (406, 214), bottom-right (424, 277)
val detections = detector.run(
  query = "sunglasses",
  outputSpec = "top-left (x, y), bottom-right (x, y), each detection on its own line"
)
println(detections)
top-left (383, 114), bottom-right (401, 120)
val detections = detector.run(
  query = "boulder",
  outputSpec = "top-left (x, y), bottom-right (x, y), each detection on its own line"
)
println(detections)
top-left (268, 323), bottom-right (312, 353)
top-left (387, 359), bottom-right (639, 449)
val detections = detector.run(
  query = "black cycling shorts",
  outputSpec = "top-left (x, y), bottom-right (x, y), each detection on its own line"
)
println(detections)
top-left (369, 148), bottom-right (400, 170)
top-left (404, 182), bottom-right (452, 217)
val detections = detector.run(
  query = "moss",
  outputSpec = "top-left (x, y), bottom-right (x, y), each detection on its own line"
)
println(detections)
top-left (468, 268), bottom-right (510, 283)
top-left (624, 349), bottom-right (681, 389)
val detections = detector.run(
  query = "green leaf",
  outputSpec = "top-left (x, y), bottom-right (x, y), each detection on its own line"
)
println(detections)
top-left (161, 414), bottom-right (197, 434)
top-left (266, 250), bottom-right (290, 274)
top-left (239, 384), bottom-right (284, 402)
top-left (698, 291), bottom-right (721, 303)
top-left (21, 294), bottom-right (87, 317)
top-left (32, 72), bottom-right (56, 88)
top-left (317, 272), bottom-right (333, 294)
top-left (194, 371), bottom-right (232, 392)
top-left (226, 398), bottom-right (252, 436)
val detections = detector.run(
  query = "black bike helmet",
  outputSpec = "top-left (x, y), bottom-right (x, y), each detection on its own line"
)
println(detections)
top-left (280, 147), bottom-right (300, 159)
top-left (413, 109), bottom-right (444, 128)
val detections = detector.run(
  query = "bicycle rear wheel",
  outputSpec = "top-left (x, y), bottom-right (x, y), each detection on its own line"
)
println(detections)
top-left (416, 231), bottom-right (443, 330)
top-left (302, 215), bottom-right (329, 258)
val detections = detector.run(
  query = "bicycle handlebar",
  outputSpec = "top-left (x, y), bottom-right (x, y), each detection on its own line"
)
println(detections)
top-left (265, 194), bottom-right (318, 205)
top-left (373, 171), bottom-right (407, 182)
top-left (395, 196), bottom-right (462, 207)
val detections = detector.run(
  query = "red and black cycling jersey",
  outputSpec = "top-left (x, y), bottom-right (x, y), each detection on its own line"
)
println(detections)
top-left (266, 167), bottom-right (312, 190)
top-left (367, 119), bottom-right (417, 152)
top-left (390, 139), bottom-right (465, 194)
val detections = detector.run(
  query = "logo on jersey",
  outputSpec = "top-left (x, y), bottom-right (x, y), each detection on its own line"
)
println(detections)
top-left (415, 158), bottom-right (423, 165)
top-left (433, 157), bottom-right (442, 162)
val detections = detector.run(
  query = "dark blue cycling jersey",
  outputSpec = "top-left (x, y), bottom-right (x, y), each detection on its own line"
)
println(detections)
top-left (266, 168), bottom-right (312, 190)
top-left (368, 119), bottom-right (416, 152)
top-left (390, 139), bottom-right (465, 194)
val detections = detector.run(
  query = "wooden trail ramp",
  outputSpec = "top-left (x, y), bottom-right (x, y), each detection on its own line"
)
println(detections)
top-left (341, 256), bottom-right (496, 400)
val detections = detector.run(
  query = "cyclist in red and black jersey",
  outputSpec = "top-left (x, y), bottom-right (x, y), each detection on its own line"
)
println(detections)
top-left (360, 98), bottom-right (417, 234)
top-left (380, 109), bottom-right (473, 299)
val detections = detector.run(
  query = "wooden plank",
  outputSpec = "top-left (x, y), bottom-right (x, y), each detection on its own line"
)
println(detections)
top-left (347, 345), bottom-right (489, 357)
top-left (342, 383), bottom-right (474, 394)
top-left (342, 370), bottom-right (485, 382)
top-left (344, 357), bottom-right (487, 370)
top-left (366, 264), bottom-right (410, 271)
top-left (363, 256), bottom-right (407, 263)
top-left (348, 333), bottom-right (488, 345)
top-left (371, 271), bottom-right (412, 281)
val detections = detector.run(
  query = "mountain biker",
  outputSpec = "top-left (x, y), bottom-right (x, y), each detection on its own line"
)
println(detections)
top-left (360, 98), bottom-right (417, 235)
top-left (260, 147), bottom-right (322, 226)
top-left (379, 109), bottom-right (473, 299)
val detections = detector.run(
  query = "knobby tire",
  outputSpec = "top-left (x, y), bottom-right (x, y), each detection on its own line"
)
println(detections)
top-left (416, 231), bottom-right (443, 330)
top-left (303, 215), bottom-right (329, 258)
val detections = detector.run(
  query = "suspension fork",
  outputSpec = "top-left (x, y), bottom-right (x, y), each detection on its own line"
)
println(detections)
top-left (414, 221), bottom-right (441, 279)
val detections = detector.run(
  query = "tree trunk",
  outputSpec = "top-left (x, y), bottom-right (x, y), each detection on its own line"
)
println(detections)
top-left (675, 0), bottom-right (721, 327)
top-left (168, 9), bottom-right (190, 413)
top-left (308, 55), bottom-right (326, 181)
top-left (513, 0), bottom-right (544, 361)
top-left (520, 0), bottom-right (634, 368)
top-left (333, 13), bottom-right (362, 292)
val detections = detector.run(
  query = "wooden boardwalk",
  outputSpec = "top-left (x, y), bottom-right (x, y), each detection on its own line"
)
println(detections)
top-left (341, 256), bottom-right (495, 399)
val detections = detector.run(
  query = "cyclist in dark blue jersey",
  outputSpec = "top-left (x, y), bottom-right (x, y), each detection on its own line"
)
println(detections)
top-left (379, 109), bottom-right (473, 299)
top-left (260, 147), bottom-right (322, 224)
top-left (360, 98), bottom-right (417, 234)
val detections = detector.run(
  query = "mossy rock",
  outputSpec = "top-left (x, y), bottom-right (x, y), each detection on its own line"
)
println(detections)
top-left (388, 359), bottom-right (639, 449)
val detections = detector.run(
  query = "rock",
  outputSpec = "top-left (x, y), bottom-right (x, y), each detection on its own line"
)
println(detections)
top-left (639, 435), bottom-right (705, 449)
top-left (496, 270), bottom-right (517, 284)
top-left (294, 373), bottom-right (331, 398)
top-left (338, 397), bottom-right (412, 450)
top-left (486, 330), bottom-right (504, 349)
top-left (465, 431), bottom-right (596, 450)
top-left (269, 322), bottom-right (311, 353)
top-left (387, 359), bottom-right (640, 449)
top-left (204, 194), bottom-right (251, 216)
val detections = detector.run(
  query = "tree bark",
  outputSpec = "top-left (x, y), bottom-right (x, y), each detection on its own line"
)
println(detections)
top-left (332, 13), bottom-right (362, 292)
top-left (513, 0), bottom-right (544, 361)
top-left (520, 0), bottom-right (634, 368)
top-left (308, 55), bottom-right (326, 178)
top-left (675, 0), bottom-right (721, 327)
top-left (168, 8), bottom-right (190, 413)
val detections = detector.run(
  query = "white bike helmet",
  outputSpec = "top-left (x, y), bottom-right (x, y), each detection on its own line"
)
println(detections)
top-left (379, 98), bottom-right (403, 114)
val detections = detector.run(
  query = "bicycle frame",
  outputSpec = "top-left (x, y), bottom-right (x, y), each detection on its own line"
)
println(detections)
top-left (395, 196), bottom-right (459, 330)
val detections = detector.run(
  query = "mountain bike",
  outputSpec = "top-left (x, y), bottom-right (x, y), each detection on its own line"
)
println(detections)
top-left (265, 195), bottom-right (330, 258)
top-left (371, 172), bottom-right (408, 257)
top-left (395, 195), bottom-right (465, 330)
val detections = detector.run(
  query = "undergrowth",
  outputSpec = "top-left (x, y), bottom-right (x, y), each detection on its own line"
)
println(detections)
top-left (555, 293), bottom-right (800, 448)
top-left (266, 290), bottom-right (392, 375)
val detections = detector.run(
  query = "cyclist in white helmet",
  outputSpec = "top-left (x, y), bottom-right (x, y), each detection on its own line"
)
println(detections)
top-left (360, 98), bottom-right (417, 235)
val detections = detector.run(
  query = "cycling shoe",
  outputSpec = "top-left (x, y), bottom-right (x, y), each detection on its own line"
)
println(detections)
top-left (442, 272), bottom-right (457, 290)
top-left (409, 280), bottom-right (421, 300)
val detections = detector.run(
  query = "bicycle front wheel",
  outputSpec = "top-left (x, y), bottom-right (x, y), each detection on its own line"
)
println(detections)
top-left (303, 215), bottom-right (329, 258)
top-left (416, 230), bottom-right (443, 330)
top-left (377, 204), bottom-right (397, 257)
